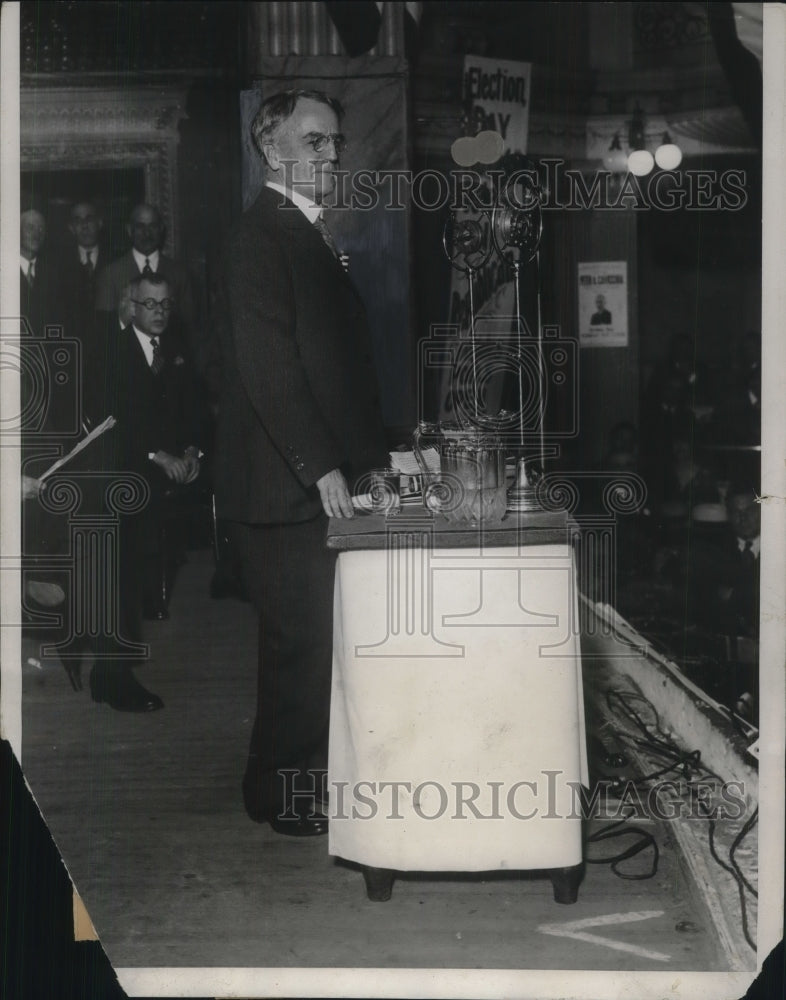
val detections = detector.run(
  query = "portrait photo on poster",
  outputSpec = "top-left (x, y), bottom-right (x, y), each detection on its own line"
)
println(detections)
top-left (1, 3), bottom-right (784, 1000)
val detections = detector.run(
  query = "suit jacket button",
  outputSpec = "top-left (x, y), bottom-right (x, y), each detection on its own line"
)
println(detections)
top-left (296, 462), bottom-right (305, 472)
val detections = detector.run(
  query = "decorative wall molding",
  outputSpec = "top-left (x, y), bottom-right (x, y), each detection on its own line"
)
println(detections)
top-left (20, 87), bottom-right (188, 255)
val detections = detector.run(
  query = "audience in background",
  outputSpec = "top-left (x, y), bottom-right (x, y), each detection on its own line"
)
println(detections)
top-left (20, 200), bottom-right (63, 338)
top-left (687, 486), bottom-right (761, 638)
top-left (95, 203), bottom-right (203, 374)
top-left (62, 200), bottom-right (105, 340)
top-left (19, 198), bottom-right (164, 713)
top-left (602, 421), bottom-right (639, 473)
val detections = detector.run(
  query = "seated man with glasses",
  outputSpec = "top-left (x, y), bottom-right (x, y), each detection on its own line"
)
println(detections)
top-left (94, 273), bottom-right (207, 630)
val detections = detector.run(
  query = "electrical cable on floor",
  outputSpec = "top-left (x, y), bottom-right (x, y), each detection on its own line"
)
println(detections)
top-left (585, 814), bottom-right (659, 880)
top-left (701, 798), bottom-right (758, 952)
top-left (729, 807), bottom-right (759, 899)
top-left (603, 687), bottom-right (759, 952)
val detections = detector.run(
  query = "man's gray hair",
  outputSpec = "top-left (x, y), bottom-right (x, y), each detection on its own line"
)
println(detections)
top-left (250, 89), bottom-right (344, 163)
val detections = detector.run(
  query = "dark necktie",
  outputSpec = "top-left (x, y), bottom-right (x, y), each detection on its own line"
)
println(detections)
top-left (84, 249), bottom-right (93, 272)
top-left (313, 216), bottom-right (339, 261)
top-left (25, 260), bottom-right (35, 288)
top-left (740, 539), bottom-right (755, 570)
top-left (142, 257), bottom-right (154, 276)
top-left (150, 336), bottom-right (165, 375)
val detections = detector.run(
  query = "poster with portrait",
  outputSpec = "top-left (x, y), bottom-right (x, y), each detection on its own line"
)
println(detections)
top-left (578, 260), bottom-right (628, 347)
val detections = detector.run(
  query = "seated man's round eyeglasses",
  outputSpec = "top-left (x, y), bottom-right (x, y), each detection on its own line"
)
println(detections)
top-left (132, 298), bottom-right (175, 312)
top-left (305, 132), bottom-right (347, 154)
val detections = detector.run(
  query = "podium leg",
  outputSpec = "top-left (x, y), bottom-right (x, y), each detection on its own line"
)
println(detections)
top-left (549, 863), bottom-right (583, 904)
top-left (362, 866), bottom-right (395, 902)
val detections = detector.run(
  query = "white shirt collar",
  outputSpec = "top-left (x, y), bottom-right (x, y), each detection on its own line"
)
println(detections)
top-left (132, 325), bottom-right (157, 367)
top-left (79, 246), bottom-right (99, 266)
top-left (737, 535), bottom-right (761, 558)
top-left (266, 181), bottom-right (322, 224)
top-left (132, 247), bottom-right (160, 272)
top-left (21, 256), bottom-right (36, 274)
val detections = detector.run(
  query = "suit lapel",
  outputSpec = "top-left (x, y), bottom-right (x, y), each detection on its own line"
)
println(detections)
top-left (255, 185), bottom-right (363, 302)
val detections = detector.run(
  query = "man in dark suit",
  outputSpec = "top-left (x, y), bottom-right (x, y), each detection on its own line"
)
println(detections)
top-left (20, 203), bottom-right (63, 338)
top-left (685, 484), bottom-right (760, 712)
top-left (95, 203), bottom-right (202, 371)
top-left (62, 200), bottom-right (106, 338)
top-left (214, 89), bottom-right (388, 835)
top-left (103, 273), bottom-right (205, 625)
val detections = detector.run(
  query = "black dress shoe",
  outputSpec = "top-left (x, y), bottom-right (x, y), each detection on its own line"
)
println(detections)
top-left (89, 665), bottom-right (164, 713)
top-left (268, 809), bottom-right (328, 837)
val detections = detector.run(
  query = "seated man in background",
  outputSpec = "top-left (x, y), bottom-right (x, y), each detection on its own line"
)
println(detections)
top-left (95, 202), bottom-right (204, 374)
top-left (708, 486), bottom-right (760, 638)
top-left (685, 483), bottom-right (761, 715)
top-left (104, 273), bottom-right (207, 622)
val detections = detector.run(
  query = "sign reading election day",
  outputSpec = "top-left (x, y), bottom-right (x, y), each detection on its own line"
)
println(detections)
top-left (463, 55), bottom-right (532, 153)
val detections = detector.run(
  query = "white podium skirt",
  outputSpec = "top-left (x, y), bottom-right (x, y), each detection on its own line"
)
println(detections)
top-left (328, 543), bottom-right (588, 872)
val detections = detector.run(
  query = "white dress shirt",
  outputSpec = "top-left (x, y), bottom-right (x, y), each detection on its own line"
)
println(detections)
top-left (79, 246), bottom-right (99, 268)
top-left (266, 181), bottom-right (322, 223)
top-left (132, 248), bottom-right (160, 273)
top-left (737, 535), bottom-right (761, 558)
top-left (133, 325), bottom-right (157, 367)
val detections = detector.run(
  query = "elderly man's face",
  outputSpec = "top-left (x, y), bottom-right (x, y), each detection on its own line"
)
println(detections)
top-left (69, 203), bottom-right (102, 248)
top-left (128, 206), bottom-right (164, 256)
top-left (21, 210), bottom-right (46, 258)
top-left (595, 294), bottom-right (606, 310)
top-left (131, 278), bottom-right (172, 338)
top-left (267, 98), bottom-right (341, 204)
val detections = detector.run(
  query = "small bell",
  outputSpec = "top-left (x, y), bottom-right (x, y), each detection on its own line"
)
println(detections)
top-left (507, 458), bottom-right (542, 512)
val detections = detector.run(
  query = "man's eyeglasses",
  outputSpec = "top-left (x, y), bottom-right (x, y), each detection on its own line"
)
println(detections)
top-left (132, 298), bottom-right (174, 312)
top-left (304, 132), bottom-right (347, 154)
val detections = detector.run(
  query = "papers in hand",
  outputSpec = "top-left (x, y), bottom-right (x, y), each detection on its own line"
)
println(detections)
top-left (388, 447), bottom-right (440, 476)
top-left (38, 416), bottom-right (116, 482)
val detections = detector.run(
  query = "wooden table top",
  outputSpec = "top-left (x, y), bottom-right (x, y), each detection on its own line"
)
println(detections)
top-left (326, 508), bottom-right (575, 550)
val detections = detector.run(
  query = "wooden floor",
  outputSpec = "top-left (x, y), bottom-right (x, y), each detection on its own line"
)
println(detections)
top-left (19, 547), bottom-right (744, 977)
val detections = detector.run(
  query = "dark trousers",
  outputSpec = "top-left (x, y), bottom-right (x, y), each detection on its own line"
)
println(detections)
top-left (22, 511), bottom-right (146, 683)
top-left (230, 515), bottom-right (337, 820)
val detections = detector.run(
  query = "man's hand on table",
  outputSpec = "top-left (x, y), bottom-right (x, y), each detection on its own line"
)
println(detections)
top-left (317, 468), bottom-right (354, 519)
